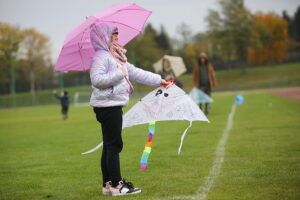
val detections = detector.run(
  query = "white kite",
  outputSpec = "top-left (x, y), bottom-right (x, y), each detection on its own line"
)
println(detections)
top-left (123, 82), bottom-right (209, 155)
top-left (82, 82), bottom-right (209, 156)
top-left (189, 87), bottom-right (213, 104)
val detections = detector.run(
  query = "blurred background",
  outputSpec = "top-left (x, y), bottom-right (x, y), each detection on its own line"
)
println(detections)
top-left (0, 0), bottom-right (299, 107)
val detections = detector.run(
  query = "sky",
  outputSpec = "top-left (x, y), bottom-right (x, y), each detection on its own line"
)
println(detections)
top-left (0, 0), bottom-right (299, 62)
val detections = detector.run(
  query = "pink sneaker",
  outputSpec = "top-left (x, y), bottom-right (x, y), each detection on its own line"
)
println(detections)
top-left (102, 181), bottom-right (112, 195)
top-left (110, 179), bottom-right (141, 196)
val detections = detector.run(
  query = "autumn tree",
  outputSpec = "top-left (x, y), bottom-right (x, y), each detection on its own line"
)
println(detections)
top-left (19, 28), bottom-right (52, 103)
top-left (248, 12), bottom-right (288, 65)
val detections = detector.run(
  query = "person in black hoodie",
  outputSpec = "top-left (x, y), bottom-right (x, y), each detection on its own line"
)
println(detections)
top-left (53, 90), bottom-right (69, 120)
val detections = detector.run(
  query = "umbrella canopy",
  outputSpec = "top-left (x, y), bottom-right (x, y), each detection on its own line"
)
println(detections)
top-left (153, 55), bottom-right (187, 77)
top-left (55, 3), bottom-right (152, 72)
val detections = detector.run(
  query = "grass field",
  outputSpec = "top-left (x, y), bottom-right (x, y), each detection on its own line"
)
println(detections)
top-left (0, 91), bottom-right (299, 200)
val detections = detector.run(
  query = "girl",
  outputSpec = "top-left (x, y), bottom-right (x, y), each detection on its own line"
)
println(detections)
top-left (89, 23), bottom-right (166, 196)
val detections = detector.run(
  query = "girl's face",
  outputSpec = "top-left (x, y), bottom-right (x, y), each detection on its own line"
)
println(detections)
top-left (111, 32), bottom-right (119, 43)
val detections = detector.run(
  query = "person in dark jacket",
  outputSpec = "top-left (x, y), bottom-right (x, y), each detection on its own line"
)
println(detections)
top-left (53, 90), bottom-right (69, 120)
top-left (192, 52), bottom-right (217, 115)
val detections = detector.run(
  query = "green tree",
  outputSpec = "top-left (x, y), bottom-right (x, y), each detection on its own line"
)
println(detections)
top-left (176, 22), bottom-right (192, 48)
top-left (126, 24), bottom-right (162, 70)
top-left (291, 6), bottom-right (300, 42)
top-left (155, 25), bottom-right (172, 54)
top-left (206, 0), bottom-right (254, 70)
top-left (282, 10), bottom-right (293, 38)
top-left (0, 22), bottom-right (22, 106)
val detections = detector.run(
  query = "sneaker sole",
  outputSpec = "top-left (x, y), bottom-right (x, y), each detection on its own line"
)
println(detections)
top-left (112, 189), bottom-right (141, 196)
top-left (102, 189), bottom-right (112, 195)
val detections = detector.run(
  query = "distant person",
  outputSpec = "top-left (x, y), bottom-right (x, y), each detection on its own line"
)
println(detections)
top-left (53, 90), bottom-right (69, 120)
top-left (192, 52), bottom-right (217, 115)
top-left (159, 58), bottom-right (183, 88)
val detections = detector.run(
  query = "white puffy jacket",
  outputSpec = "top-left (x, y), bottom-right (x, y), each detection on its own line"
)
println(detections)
top-left (90, 50), bottom-right (161, 107)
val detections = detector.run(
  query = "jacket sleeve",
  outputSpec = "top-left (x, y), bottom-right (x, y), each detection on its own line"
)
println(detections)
top-left (54, 93), bottom-right (61, 100)
top-left (192, 64), bottom-right (198, 87)
top-left (126, 62), bottom-right (162, 87)
top-left (90, 56), bottom-right (124, 89)
top-left (209, 64), bottom-right (217, 87)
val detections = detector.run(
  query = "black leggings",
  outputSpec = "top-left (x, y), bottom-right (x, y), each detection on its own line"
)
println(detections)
top-left (61, 106), bottom-right (68, 115)
top-left (93, 106), bottom-right (123, 187)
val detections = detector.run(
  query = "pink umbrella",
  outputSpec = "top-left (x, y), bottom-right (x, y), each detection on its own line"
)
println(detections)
top-left (55, 3), bottom-right (152, 72)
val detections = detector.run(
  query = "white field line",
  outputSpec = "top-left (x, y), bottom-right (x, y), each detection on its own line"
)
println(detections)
top-left (196, 104), bottom-right (236, 200)
top-left (155, 104), bottom-right (237, 200)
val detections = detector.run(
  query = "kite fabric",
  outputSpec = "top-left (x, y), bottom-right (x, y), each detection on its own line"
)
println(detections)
top-left (82, 83), bottom-right (209, 156)
top-left (123, 83), bottom-right (209, 155)
top-left (189, 87), bottom-right (213, 104)
top-left (140, 121), bottom-right (156, 170)
top-left (122, 84), bottom-right (209, 128)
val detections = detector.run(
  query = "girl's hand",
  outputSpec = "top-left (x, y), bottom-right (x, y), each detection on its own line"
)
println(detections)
top-left (117, 64), bottom-right (128, 76)
top-left (160, 79), bottom-right (168, 85)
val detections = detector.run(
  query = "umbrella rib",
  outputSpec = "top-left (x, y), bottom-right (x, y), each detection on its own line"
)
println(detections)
top-left (96, 7), bottom-right (151, 22)
top-left (99, 20), bottom-right (142, 34)
top-left (93, 5), bottom-right (151, 34)
top-left (78, 42), bottom-right (85, 71)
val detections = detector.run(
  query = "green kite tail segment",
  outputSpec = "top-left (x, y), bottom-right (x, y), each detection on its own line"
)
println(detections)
top-left (140, 121), bottom-right (156, 170)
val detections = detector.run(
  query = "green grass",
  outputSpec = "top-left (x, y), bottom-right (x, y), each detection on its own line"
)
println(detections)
top-left (214, 62), bottom-right (300, 91)
top-left (1, 62), bottom-right (300, 108)
top-left (0, 91), bottom-right (299, 200)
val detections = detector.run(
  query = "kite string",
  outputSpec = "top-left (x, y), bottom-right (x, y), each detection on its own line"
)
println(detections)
top-left (81, 142), bottom-right (103, 155)
top-left (140, 121), bottom-right (156, 170)
top-left (178, 121), bottom-right (193, 155)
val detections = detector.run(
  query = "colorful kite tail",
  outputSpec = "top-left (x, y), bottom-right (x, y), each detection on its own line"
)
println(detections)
top-left (140, 121), bottom-right (155, 170)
